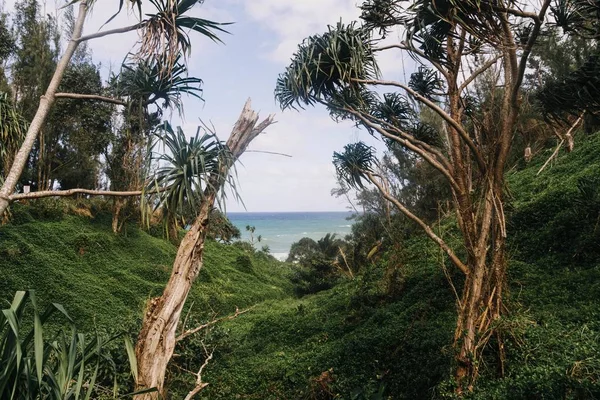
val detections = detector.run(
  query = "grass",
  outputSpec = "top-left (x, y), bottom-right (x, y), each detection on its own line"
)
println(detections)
top-left (1, 133), bottom-right (600, 399)
top-left (0, 210), bottom-right (293, 331)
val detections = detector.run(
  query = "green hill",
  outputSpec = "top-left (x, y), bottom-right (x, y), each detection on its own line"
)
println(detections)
top-left (1, 133), bottom-right (600, 399)
top-left (0, 204), bottom-right (293, 331)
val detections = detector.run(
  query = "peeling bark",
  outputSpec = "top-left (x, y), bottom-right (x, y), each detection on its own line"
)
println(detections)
top-left (133, 99), bottom-right (275, 398)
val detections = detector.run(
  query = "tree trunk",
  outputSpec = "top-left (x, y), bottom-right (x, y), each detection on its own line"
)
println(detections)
top-left (0, 2), bottom-right (88, 216)
top-left (112, 197), bottom-right (125, 234)
top-left (454, 182), bottom-right (507, 392)
top-left (134, 99), bottom-right (274, 399)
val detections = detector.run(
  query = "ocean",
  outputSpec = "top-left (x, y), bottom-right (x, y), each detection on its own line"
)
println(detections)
top-left (227, 212), bottom-right (354, 260)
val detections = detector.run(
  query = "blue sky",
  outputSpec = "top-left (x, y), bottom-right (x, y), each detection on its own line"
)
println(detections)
top-left (4, 0), bottom-right (412, 211)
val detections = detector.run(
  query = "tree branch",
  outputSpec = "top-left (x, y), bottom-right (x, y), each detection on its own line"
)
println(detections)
top-left (176, 306), bottom-right (253, 342)
top-left (366, 171), bottom-right (469, 275)
top-left (76, 22), bottom-right (143, 43)
top-left (513, 0), bottom-right (552, 102)
top-left (458, 54), bottom-right (502, 94)
top-left (182, 344), bottom-right (213, 400)
top-left (374, 42), bottom-right (449, 81)
top-left (346, 108), bottom-right (461, 193)
top-left (55, 93), bottom-right (127, 106)
top-left (352, 78), bottom-right (487, 172)
top-left (7, 187), bottom-right (166, 202)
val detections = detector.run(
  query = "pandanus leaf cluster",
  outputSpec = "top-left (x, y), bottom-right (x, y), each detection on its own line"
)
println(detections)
top-left (333, 142), bottom-right (377, 189)
top-left (150, 122), bottom-right (234, 218)
top-left (275, 21), bottom-right (379, 110)
top-left (137, 0), bottom-right (229, 75)
top-left (116, 55), bottom-right (203, 114)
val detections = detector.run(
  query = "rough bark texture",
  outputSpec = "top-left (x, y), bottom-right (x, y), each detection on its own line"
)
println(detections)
top-left (134, 99), bottom-right (275, 399)
top-left (0, 2), bottom-right (89, 216)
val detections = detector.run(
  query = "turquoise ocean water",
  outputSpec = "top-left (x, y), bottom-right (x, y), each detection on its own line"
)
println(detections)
top-left (227, 212), bottom-right (354, 260)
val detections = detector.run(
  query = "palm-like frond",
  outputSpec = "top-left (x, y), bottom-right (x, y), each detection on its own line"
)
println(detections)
top-left (408, 66), bottom-right (443, 100)
top-left (116, 56), bottom-right (203, 114)
top-left (138, 0), bottom-right (230, 76)
top-left (275, 21), bottom-right (379, 110)
top-left (150, 122), bottom-right (233, 217)
top-left (372, 92), bottom-right (416, 129)
top-left (333, 142), bottom-right (377, 189)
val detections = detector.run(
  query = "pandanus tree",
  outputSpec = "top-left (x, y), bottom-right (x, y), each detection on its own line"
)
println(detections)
top-left (0, 0), bottom-right (228, 216)
top-left (134, 99), bottom-right (275, 398)
top-left (148, 122), bottom-right (230, 243)
top-left (275, 0), bottom-right (563, 392)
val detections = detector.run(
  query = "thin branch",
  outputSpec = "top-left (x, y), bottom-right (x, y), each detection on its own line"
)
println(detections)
top-left (76, 22), bottom-right (143, 43)
top-left (513, 0), bottom-right (552, 102)
top-left (537, 112), bottom-right (584, 175)
top-left (176, 306), bottom-right (254, 342)
top-left (366, 171), bottom-right (469, 275)
top-left (7, 187), bottom-right (166, 202)
top-left (374, 42), bottom-right (449, 81)
top-left (245, 150), bottom-right (292, 158)
top-left (352, 78), bottom-right (487, 172)
top-left (55, 93), bottom-right (127, 106)
top-left (347, 108), bottom-right (462, 193)
top-left (458, 54), bottom-right (502, 93)
top-left (183, 344), bottom-right (214, 400)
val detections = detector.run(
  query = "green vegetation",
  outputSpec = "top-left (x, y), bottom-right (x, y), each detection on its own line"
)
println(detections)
top-left (2, 134), bottom-right (600, 398)
top-left (0, 202), bottom-right (292, 332)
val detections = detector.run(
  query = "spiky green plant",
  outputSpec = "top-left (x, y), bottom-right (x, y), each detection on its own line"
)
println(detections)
top-left (0, 291), bottom-right (144, 399)
top-left (116, 56), bottom-right (203, 115)
top-left (333, 142), bottom-right (377, 190)
top-left (146, 122), bottom-right (237, 240)
top-left (0, 93), bottom-right (28, 177)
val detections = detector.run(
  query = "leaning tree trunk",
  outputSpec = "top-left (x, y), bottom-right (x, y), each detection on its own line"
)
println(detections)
top-left (0, 2), bottom-right (88, 216)
top-left (134, 100), bottom-right (275, 399)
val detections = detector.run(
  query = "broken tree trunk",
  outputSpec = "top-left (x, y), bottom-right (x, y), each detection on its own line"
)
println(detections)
top-left (134, 99), bottom-right (275, 399)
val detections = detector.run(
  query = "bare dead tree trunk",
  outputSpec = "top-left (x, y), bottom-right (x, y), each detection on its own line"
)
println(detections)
top-left (134, 99), bottom-right (275, 399)
top-left (0, 2), bottom-right (89, 216)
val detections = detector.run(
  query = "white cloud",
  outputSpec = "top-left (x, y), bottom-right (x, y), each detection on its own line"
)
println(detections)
top-left (241, 0), bottom-right (361, 63)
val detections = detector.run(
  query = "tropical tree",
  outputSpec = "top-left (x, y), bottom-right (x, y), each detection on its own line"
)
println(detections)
top-left (134, 99), bottom-right (274, 398)
top-left (275, 0), bottom-right (563, 391)
top-left (0, 0), bottom-right (228, 216)
top-left (147, 122), bottom-right (229, 243)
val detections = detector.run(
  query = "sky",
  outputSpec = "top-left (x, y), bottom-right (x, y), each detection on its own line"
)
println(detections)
top-left (2, 0), bottom-right (413, 212)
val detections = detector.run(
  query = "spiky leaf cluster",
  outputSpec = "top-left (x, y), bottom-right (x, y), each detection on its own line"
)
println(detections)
top-left (360, 0), bottom-right (403, 36)
top-left (150, 122), bottom-right (234, 217)
top-left (536, 52), bottom-right (600, 119)
top-left (333, 142), bottom-right (377, 189)
top-left (409, 66), bottom-right (443, 100)
top-left (551, 0), bottom-right (600, 37)
top-left (275, 22), bottom-right (380, 110)
top-left (114, 55), bottom-right (202, 115)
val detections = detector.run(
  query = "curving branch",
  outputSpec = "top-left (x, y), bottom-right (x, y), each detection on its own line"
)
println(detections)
top-left (374, 42), bottom-right (450, 81)
top-left (352, 78), bottom-right (487, 172)
top-left (344, 108), bottom-right (461, 193)
top-left (176, 306), bottom-right (254, 342)
top-left (76, 22), bottom-right (143, 43)
top-left (366, 171), bottom-right (469, 275)
top-left (459, 54), bottom-right (502, 94)
top-left (513, 0), bottom-right (552, 102)
top-left (55, 93), bottom-right (127, 106)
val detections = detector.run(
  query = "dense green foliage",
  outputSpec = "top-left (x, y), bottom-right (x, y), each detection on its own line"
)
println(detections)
top-left (2, 135), bottom-right (600, 398)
